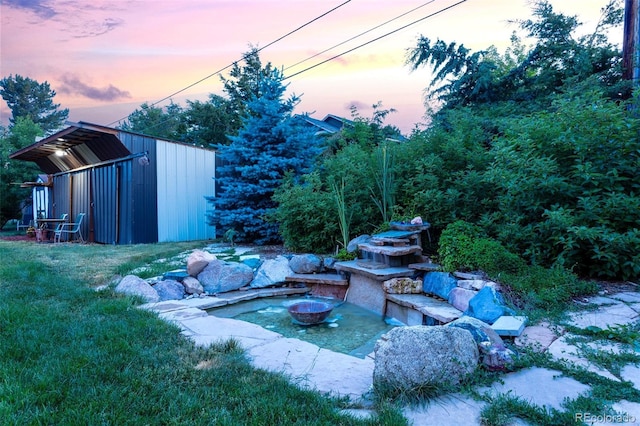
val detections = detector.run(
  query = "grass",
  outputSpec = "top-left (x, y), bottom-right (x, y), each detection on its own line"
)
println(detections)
top-left (0, 238), bottom-right (406, 425)
top-left (4, 229), bottom-right (637, 425)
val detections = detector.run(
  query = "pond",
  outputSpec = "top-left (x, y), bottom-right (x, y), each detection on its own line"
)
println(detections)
top-left (207, 296), bottom-right (400, 359)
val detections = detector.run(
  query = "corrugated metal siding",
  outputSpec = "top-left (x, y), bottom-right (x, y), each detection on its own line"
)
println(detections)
top-left (51, 171), bottom-right (90, 242)
top-left (92, 165), bottom-right (118, 244)
top-left (116, 161), bottom-right (134, 244)
top-left (156, 140), bottom-right (216, 242)
top-left (45, 130), bottom-right (215, 245)
top-left (70, 170), bottom-right (91, 241)
top-left (52, 174), bottom-right (70, 219)
top-left (88, 160), bottom-right (138, 244)
top-left (118, 131), bottom-right (158, 244)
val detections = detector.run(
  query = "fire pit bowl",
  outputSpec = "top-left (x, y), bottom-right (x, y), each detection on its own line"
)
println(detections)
top-left (287, 301), bottom-right (334, 325)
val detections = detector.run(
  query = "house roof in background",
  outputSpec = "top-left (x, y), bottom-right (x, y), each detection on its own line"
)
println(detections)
top-left (296, 113), bottom-right (353, 135)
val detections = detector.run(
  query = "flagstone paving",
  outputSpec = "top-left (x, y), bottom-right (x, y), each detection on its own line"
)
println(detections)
top-left (140, 289), bottom-right (640, 425)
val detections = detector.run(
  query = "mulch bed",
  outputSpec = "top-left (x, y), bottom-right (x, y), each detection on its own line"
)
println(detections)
top-left (0, 234), bottom-right (34, 242)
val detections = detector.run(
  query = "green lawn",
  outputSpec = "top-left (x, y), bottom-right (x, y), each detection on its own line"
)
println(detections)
top-left (0, 239), bottom-right (404, 425)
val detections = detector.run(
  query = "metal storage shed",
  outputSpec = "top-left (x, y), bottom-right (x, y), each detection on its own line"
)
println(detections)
top-left (10, 122), bottom-right (217, 244)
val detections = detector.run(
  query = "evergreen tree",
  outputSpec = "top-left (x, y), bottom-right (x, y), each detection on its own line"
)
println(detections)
top-left (221, 47), bottom-right (277, 136)
top-left (210, 69), bottom-right (321, 244)
top-left (0, 74), bottom-right (68, 134)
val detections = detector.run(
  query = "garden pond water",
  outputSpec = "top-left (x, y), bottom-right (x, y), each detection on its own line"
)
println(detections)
top-left (207, 296), bottom-right (400, 359)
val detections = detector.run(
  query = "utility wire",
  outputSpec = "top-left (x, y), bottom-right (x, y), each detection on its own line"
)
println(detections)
top-left (107, 0), bottom-right (352, 126)
top-left (284, 0), bottom-right (467, 81)
top-left (107, 1), bottom-right (445, 135)
top-left (284, 0), bottom-right (436, 72)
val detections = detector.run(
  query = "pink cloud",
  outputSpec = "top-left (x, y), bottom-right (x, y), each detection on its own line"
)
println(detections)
top-left (58, 74), bottom-right (131, 102)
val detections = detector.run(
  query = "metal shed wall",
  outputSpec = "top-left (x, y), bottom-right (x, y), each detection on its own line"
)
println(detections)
top-left (117, 131), bottom-right (158, 244)
top-left (91, 161), bottom-right (135, 244)
top-left (91, 165), bottom-right (118, 244)
top-left (51, 171), bottom-right (91, 241)
top-left (155, 140), bottom-right (216, 242)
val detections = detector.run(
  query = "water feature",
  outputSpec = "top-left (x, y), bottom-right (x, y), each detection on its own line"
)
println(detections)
top-left (207, 296), bottom-right (399, 359)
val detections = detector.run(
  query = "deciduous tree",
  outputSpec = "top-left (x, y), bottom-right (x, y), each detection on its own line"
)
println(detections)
top-left (118, 101), bottom-right (186, 140)
top-left (407, 0), bottom-right (627, 111)
top-left (0, 118), bottom-right (42, 228)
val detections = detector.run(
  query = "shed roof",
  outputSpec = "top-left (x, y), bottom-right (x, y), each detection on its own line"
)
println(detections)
top-left (10, 121), bottom-right (131, 174)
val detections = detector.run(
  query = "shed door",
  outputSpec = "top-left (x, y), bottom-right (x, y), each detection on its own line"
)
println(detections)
top-left (92, 165), bottom-right (118, 244)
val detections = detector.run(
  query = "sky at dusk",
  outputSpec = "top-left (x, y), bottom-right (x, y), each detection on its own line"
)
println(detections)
top-left (1, 0), bottom-right (621, 135)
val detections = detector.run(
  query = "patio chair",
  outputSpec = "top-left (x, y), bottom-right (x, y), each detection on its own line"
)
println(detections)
top-left (16, 213), bottom-right (33, 231)
top-left (46, 213), bottom-right (69, 240)
top-left (54, 213), bottom-right (85, 243)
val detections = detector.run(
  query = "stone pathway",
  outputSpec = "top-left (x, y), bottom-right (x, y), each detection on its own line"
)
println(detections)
top-left (140, 290), bottom-right (640, 425)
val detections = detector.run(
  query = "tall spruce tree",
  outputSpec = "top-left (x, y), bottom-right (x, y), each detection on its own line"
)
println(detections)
top-left (210, 68), bottom-right (320, 244)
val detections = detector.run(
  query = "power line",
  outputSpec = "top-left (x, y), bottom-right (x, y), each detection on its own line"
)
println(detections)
top-left (284, 0), bottom-right (436, 72)
top-left (107, 0), bottom-right (353, 126)
top-left (284, 0), bottom-right (468, 81)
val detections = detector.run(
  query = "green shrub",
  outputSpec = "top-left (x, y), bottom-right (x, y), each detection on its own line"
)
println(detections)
top-left (335, 248), bottom-right (357, 261)
top-left (438, 220), bottom-right (485, 272)
top-left (271, 173), bottom-right (338, 253)
top-left (503, 265), bottom-right (598, 310)
top-left (438, 221), bottom-right (597, 312)
top-left (468, 238), bottom-right (527, 277)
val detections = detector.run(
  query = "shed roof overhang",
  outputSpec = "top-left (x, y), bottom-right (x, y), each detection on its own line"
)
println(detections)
top-left (9, 121), bottom-right (131, 174)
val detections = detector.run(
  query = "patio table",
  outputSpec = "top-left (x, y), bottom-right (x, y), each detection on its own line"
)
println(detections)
top-left (35, 218), bottom-right (67, 242)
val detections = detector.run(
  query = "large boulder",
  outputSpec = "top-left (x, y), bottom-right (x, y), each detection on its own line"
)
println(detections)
top-left (154, 279), bottom-right (186, 301)
top-left (115, 275), bottom-right (160, 303)
top-left (187, 250), bottom-right (217, 277)
top-left (251, 256), bottom-right (293, 289)
top-left (464, 286), bottom-right (507, 324)
top-left (448, 287), bottom-right (478, 312)
top-left (289, 254), bottom-right (323, 274)
top-left (197, 260), bottom-right (254, 294)
top-left (423, 272), bottom-right (458, 300)
top-left (181, 276), bottom-right (204, 295)
top-left (373, 326), bottom-right (478, 392)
